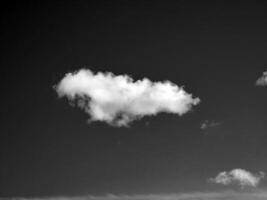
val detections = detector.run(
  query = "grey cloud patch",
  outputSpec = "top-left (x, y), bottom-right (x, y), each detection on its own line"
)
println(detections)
top-left (200, 120), bottom-right (222, 130)
top-left (54, 69), bottom-right (200, 127)
top-left (256, 71), bottom-right (267, 86)
top-left (2, 191), bottom-right (267, 200)
top-left (209, 169), bottom-right (265, 188)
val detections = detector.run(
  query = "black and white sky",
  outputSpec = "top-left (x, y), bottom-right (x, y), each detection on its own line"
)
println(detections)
top-left (1, 1), bottom-right (267, 199)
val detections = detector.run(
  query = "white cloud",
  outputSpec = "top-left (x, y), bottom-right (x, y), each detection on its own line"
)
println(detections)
top-left (54, 69), bottom-right (200, 127)
top-left (256, 71), bottom-right (267, 86)
top-left (2, 191), bottom-right (267, 200)
top-left (209, 169), bottom-right (265, 188)
top-left (200, 120), bottom-right (221, 130)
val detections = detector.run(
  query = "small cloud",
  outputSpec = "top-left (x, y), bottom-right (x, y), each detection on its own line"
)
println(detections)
top-left (209, 168), bottom-right (265, 188)
top-left (200, 120), bottom-right (221, 130)
top-left (54, 69), bottom-right (200, 127)
top-left (256, 71), bottom-right (267, 86)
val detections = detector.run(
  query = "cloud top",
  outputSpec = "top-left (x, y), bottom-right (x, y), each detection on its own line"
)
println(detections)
top-left (256, 71), bottom-right (267, 86)
top-left (54, 69), bottom-right (200, 126)
top-left (209, 169), bottom-right (265, 188)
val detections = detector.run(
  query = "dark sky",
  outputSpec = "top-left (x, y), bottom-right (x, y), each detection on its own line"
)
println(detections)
top-left (1, 0), bottom-right (267, 197)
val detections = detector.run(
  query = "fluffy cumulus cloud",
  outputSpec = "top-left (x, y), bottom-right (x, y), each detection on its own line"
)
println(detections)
top-left (54, 69), bottom-right (200, 126)
top-left (2, 191), bottom-right (267, 200)
top-left (256, 71), bottom-right (267, 86)
top-left (209, 169), bottom-right (265, 188)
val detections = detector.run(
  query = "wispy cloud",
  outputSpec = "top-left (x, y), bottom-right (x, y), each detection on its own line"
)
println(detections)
top-left (200, 120), bottom-right (222, 130)
top-left (209, 169), bottom-right (265, 188)
top-left (256, 71), bottom-right (267, 86)
top-left (54, 69), bottom-right (200, 127)
top-left (2, 191), bottom-right (267, 200)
